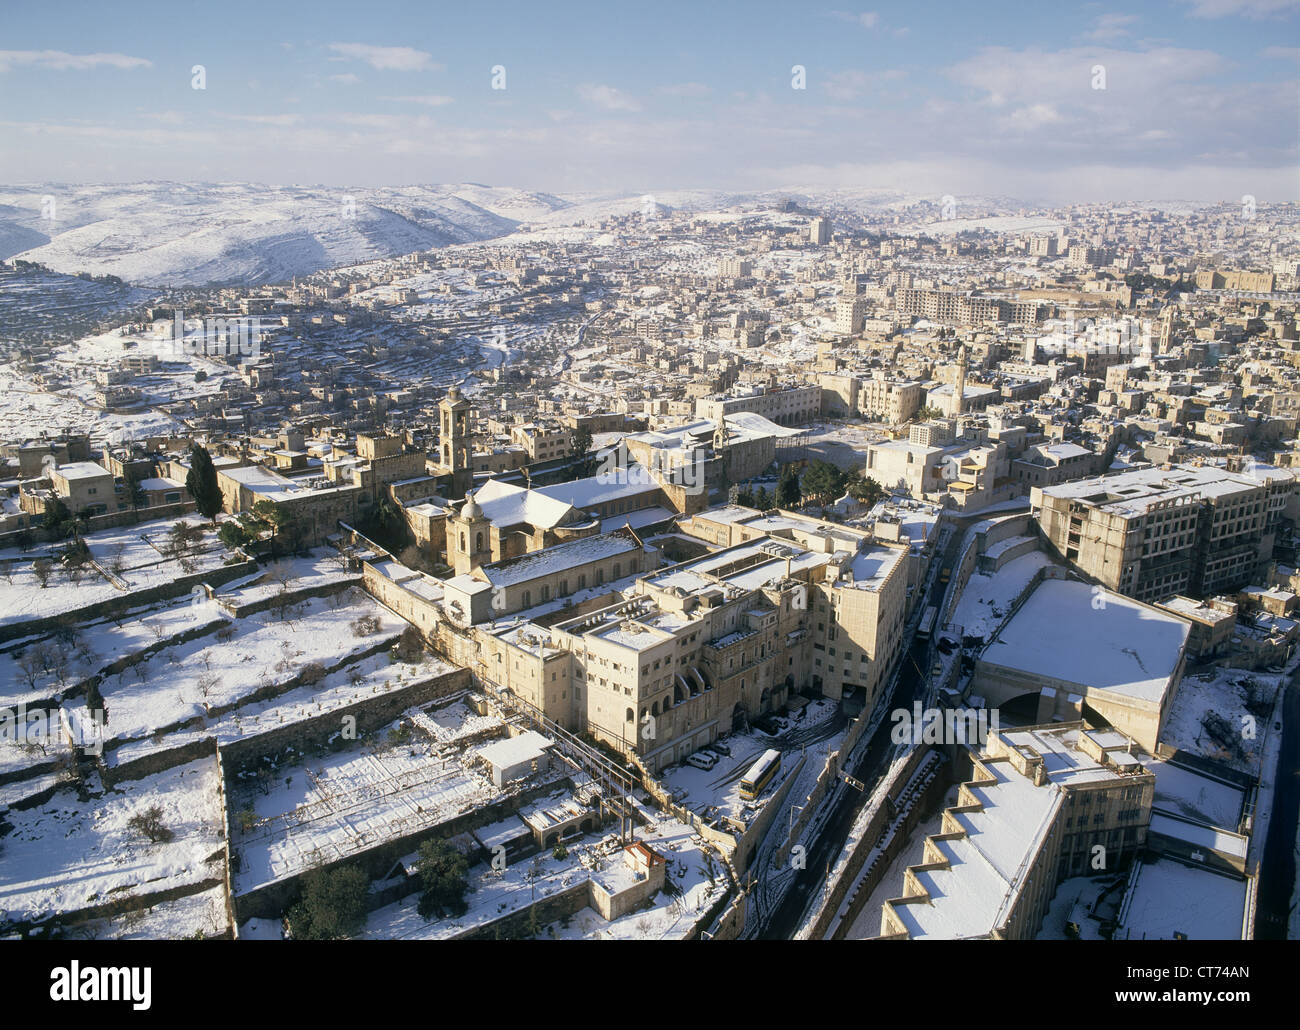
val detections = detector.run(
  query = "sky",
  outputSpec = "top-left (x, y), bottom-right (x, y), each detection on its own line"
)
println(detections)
top-left (0, 0), bottom-right (1297, 202)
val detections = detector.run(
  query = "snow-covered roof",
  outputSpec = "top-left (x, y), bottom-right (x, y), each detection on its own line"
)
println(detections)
top-left (478, 730), bottom-right (553, 770)
top-left (472, 478), bottom-right (576, 529)
top-left (982, 579), bottom-right (1189, 703)
top-left (55, 461), bottom-right (111, 481)
top-left (483, 533), bottom-right (639, 589)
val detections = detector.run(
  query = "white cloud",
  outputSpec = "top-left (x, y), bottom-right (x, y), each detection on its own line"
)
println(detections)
top-left (0, 50), bottom-right (152, 72)
top-left (1180, 0), bottom-right (1300, 16)
top-left (1084, 13), bottom-right (1139, 40)
top-left (823, 68), bottom-right (905, 101)
top-left (657, 82), bottom-right (712, 97)
top-left (330, 73), bottom-right (361, 85)
top-left (220, 113), bottom-right (303, 126)
top-left (381, 94), bottom-right (454, 106)
top-left (830, 10), bottom-right (880, 29)
top-left (577, 84), bottom-right (642, 111)
top-left (326, 43), bottom-right (438, 72)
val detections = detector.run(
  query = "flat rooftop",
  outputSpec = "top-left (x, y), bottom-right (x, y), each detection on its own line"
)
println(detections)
top-left (982, 579), bottom-right (1189, 703)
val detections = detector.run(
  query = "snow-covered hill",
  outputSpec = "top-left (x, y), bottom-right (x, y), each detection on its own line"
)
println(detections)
top-left (0, 183), bottom-right (569, 287)
top-left (0, 180), bottom-right (1041, 287)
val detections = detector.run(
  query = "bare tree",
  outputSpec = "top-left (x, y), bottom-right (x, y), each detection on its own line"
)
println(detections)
top-left (32, 557), bottom-right (53, 588)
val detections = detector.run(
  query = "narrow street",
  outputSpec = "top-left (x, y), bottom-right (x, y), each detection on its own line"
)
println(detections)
top-left (1255, 669), bottom-right (1299, 939)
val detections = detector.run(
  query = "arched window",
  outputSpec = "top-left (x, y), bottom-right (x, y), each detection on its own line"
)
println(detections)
top-left (475, 531), bottom-right (484, 552)
top-left (459, 532), bottom-right (466, 551)
top-left (626, 707), bottom-right (635, 722)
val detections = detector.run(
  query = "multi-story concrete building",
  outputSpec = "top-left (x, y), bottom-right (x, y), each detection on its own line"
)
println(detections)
top-left (877, 722), bottom-right (1155, 940)
top-left (445, 508), bottom-right (912, 773)
top-left (860, 373), bottom-right (925, 424)
top-left (511, 422), bottom-right (573, 463)
top-left (1032, 464), bottom-right (1296, 602)
top-left (695, 384), bottom-right (822, 427)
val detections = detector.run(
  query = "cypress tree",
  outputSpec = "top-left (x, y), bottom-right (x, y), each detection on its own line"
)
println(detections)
top-left (186, 445), bottom-right (223, 523)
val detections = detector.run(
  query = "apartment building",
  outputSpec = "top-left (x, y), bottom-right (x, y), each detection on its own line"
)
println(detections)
top-left (860, 373), bottom-right (925, 424)
top-left (1032, 463), bottom-right (1296, 602)
top-left (511, 422), bottom-right (573, 463)
top-left (877, 722), bottom-right (1155, 940)
top-left (695, 384), bottom-right (822, 427)
top-left (896, 288), bottom-right (1049, 326)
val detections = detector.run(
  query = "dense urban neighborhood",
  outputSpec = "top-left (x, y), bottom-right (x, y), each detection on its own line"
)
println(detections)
top-left (1, 186), bottom-right (1296, 943)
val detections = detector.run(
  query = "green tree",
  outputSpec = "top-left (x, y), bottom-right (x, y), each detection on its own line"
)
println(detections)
top-left (286, 865), bottom-right (370, 940)
top-left (801, 460), bottom-right (845, 504)
top-left (43, 498), bottom-right (73, 539)
top-left (844, 471), bottom-right (886, 506)
top-left (217, 520), bottom-right (257, 551)
top-left (775, 464), bottom-right (801, 508)
top-left (125, 472), bottom-right (148, 511)
top-left (568, 426), bottom-right (594, 479)
top-left (414, 839), bottom-right (470, 920)
top-left (185, 445), bottom-right (223, 523)
top-left (753, 486), bottom-right (771, 510)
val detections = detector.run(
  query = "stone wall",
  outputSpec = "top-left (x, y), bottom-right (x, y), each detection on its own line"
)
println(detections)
top-left (0, 557), bottom-right (258, 644)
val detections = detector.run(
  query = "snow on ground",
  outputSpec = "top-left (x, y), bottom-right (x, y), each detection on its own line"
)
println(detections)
top-left (947, 550), bottom-right (1055, 641)
top-left (229, 709), bottom-right (527, 895)
top-left (362, 808), bottom-right (723, 940)
top-left (0, 366), bottom-right (181, 445)
top-left (0, 515), bottom-right (231, 631)
top-left (661, 698), bottom-right (843, 826)
top-left (1160, 666), bottom-right (1280, 776)
top-left (79, 588), bottom-right (408, 752)
top-left (0, 756), bottom-right (225, 924)
top-left (62, 883), bottom-right (230, 940)
top-left (1118, 857), bottom-right (1247, 940)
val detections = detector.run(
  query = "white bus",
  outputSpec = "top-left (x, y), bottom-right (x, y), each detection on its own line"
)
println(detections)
top-left (917, 605), bottom-right (938, 641)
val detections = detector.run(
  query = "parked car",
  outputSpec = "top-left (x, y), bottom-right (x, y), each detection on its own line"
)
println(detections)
top-left (711, 739), bottom-right (732, 756)
top-left (686, 752), bottom-right (717, 771)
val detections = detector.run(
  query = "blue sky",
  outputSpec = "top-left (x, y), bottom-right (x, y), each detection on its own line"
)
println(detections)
top-left (1, 0), bottom-right (1297, 200)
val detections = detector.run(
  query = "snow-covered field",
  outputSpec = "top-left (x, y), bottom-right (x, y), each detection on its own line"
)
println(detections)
top-left (361, 807), bottom-right (723, 940)
top-left (0, 515), bottom-right (229, 633)
top-left (1161, 666), bottom-right (1280, 776)
top-left (0, 756), bottom-right (226, 925)
top-left (77, 588), bottom-right (408, 752)
top-left (0, 367), bottom-right (181, 444)
top-left (230, 708), bottom-right (521, 895)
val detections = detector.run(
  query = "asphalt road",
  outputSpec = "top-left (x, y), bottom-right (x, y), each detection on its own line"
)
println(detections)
top-left (1255, 669), bottom-right (1299, 939)
top-left (757, 518), bottom-right (969, 939)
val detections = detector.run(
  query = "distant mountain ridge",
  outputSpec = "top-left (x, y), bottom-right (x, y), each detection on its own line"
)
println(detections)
top-left (0, 181), bottom-right (1052, 287)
